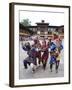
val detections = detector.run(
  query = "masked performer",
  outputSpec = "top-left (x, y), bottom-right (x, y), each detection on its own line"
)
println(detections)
top-left (41, 39), bottom-right (49, 70)
top-left (49, 38), bottom-right (63, 72)
top-left (55, 39), bottom-right (63, 73)
top-left (48, 38), bottom-right (57, 72)
top-left (22, 42), bottom-right (37, 72)
top-left (33, 38), bottom-right (41, 66)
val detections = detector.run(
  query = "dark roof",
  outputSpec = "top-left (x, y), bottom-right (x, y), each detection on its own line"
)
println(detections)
top-left (25, 25), bottom-right (64, 28)
top-left (48, 26), bottom-right (59, 28)
top-left (36, 23), bottom-right (49, 25)
top-left (58, 25), bottom-right (64, 28)
top-left (19, 23), bottom-right (64, 30)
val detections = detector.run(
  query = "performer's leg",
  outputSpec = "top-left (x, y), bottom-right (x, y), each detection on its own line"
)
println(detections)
top-left (30, 63), bottom-right (35, 72)
top-left (23, 57), bottom-right (31, 69)
top-left (34, 58), bottom-right (37, 66)
top-left (43, 54), bottom-right (48, 70)
top-left (58, 61), bottom-right (60, 67)
top-left (23, 60), bottom-right (28, 69)
top-left (43, 62), bottom-right (46, 70)
top-left (31, 58), bottom-right (37, 72)
top-left (38, 57), bottom-right (41, 65)
top-left (43, 60), bottom-right (47, 70)
top-left (42, 59), bottom-right (43, 64)
top-left (38, 52), bottom-right (41, 65)
top-left (41, 57), bottom-right (43, 67)
top-left (57, 61), bottom-right (60, 72)
top-left (41, 59), bottom-right (44, 69)
top-left (55, 61), bottom-right (59, 73)
top-left (27, 61), bottom-right (31, 66)
top-left (50, 63), bottom-right (53, 72)
top-left (38, 58), bottom-right (40, 65)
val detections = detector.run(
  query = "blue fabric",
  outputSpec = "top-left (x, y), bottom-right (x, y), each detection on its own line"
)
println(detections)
top-left (22, 46), bottom-right (29, 51)
top-left (22, 44), bottom-right (31, 51)
top-left (50, 42), bottom-right (57, 51)
top-left (22, 45), bottom-right (37, 66)
top-left (50, 56), bottom-right (56, 64)
top-left (60, 44), bottom-right (63, 50)
top-left (22, 45), bottom-right (37, 58)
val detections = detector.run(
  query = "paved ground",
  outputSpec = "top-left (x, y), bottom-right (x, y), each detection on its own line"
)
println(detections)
top-left (19, 40), bottom-right (64, 79)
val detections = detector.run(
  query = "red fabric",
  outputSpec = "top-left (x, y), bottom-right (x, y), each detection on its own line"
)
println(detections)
top-left (37, 51), bottom-right (41, 60)
top-left (53, 34), bottom-right (58, 40)
top-left (41, 41), bottom-right (49, 61)
top-left (42, 53), bottom-right (48, 61)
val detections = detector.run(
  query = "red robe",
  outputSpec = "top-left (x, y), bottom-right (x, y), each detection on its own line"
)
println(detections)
top-left (33, 40), bottom-right (41, 61)
top-left (36, 42), bottom-right (41, 61)
top-left (41, 41), bottom-right (49, 62)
